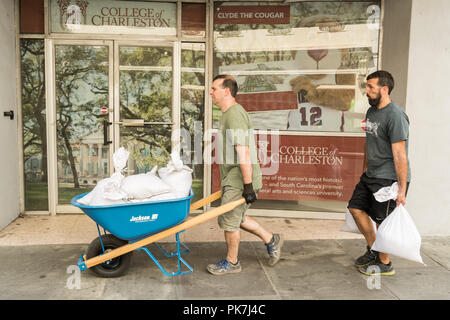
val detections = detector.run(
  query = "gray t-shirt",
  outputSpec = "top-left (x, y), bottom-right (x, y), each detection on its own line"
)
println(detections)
top-left (365, 102), bottom-right (411, 181)
top-left (218, 104), bottom-right (262, 190)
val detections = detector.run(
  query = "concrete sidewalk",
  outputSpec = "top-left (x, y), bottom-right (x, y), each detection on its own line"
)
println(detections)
top-left (0, 215), bottom-right (449, 300)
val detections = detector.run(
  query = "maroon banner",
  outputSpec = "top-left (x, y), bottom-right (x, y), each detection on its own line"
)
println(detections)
top-left (214, 6), bottom-right (290, 25)
top-left (236, 91), bottom-right (298, 112)
top-left (212, 134), bottom-right (365, 202)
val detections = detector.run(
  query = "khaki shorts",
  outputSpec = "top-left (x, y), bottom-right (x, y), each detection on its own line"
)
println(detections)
top-left (218, 186), bottom-right (255, 232)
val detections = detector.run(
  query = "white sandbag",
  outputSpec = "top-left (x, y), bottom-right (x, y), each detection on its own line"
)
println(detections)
top-left (168, 151), bottom-right (184, 170)
top-left (113, 147), bottom-right (129, 172)
top-left (148, 192), bottom-right (179, 201)
top-left (78, 179), bottom-right (127, 206)
top-left (79, 194), bottom-right (125, 206)
top-left (373, 182), bottom-right (399, 202)
top-left (77, 179), bottom-right (106, 205)
top-left (127, 192), bottom-right (179, 203)
top-left (78, 174), bottom-right (128, 206)
top-left (340, 207), bottom-right (377, 234)
top-left (103, 172), bottom-right (127, 200)
top-left (127, 197), bottom-right (153, 203)
top-left (158, 152), bottom-right (193, 197)
top-left (78, 148), bottom-right (129, 206)
top-left (371, 204), bottom-right (424, 264)
top-left (121, 166), bottom-right (171, 199)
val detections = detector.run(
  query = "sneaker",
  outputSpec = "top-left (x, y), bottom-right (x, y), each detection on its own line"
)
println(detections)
top-left (266, 233), bottom-right (285, 266)
top-left (206, 259), bottom-right (241, 275)
top-left (358, 256), bottom-right (395, 276)
top-left (354, 245), bottom-right (378, 267)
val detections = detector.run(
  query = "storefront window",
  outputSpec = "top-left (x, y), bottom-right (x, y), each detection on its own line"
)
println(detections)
top-left (213, 1), bottom-right (381, 213)
top-left (20, 39), bottom-right (48, 210)
top-left (213, 1), bottom-right (380, 132)
top-left (49, 0), bottom-right (177, 36)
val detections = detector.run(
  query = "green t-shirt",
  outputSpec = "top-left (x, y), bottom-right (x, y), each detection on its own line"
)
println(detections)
top-left (218, 104), bottom-right (262, 190)
top-left (365, 102), bottom-right (411, 181)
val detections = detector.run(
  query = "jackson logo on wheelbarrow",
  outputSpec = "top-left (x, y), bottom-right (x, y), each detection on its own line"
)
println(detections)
top-left (130, 214), bottom-right (158, 223)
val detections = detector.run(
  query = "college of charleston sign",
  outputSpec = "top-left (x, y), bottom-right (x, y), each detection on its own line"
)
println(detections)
top-left (51, 0), bottom-right (176, 34)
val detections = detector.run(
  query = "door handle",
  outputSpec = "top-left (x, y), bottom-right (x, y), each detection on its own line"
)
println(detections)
top-left (103, 119), bottom-right (112, 145)
top-left (3, 110), bottom-right (14, 120)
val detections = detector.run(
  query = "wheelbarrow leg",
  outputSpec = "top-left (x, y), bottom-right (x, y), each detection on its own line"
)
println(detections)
top-left (94, 223), bottom-right (119, 266)
top-left (96, 224), bottom-right (106, 253)
top-left (174, 231), bottom-right (193, 275)
top-left (136, 231), bottom-right (193, 276)
top-left (154, 231), bottom-right (190, 257)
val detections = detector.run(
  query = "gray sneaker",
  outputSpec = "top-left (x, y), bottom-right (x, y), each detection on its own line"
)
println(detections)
top-left (265, 233), bottom-right (284, 266)
top-left (359, 256), bottom-right (395, 276)
top-left (355, 245), bottom-right (378, 267)
top-left (206, 259), bottom-right (242, 275)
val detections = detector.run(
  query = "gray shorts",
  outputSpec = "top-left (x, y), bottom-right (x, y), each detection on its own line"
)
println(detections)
top-left (218, 186), bottom-right (254, 232)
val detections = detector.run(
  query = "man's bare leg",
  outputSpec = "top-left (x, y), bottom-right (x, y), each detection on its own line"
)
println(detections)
top-left (349, 208), bottom-right (376, 246)
top-left (239, 216), bottom-right (273, 244)
top-left (349, 208), bottom-right (391, 264)
top-left (376, 223), bottom-right (391, 264)
top-left (224, 230), bottom-right (240, 264)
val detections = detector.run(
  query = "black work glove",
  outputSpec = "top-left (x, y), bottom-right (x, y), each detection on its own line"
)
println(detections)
top-left (242, 183), bottom-right (257, 204)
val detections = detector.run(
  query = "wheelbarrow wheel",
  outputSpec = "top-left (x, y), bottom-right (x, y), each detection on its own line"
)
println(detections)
top-left (86, 234), bottom-right (132, 278)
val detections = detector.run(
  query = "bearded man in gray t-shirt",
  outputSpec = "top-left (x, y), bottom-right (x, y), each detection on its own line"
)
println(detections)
top-left (348, 70), bottom-right (411, 276)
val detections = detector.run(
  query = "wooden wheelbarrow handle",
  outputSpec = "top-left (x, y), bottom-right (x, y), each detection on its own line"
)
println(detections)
top-left (189, 190), bottom-right (222, 211)
top-left (83, 191), bottom-right (245, 270)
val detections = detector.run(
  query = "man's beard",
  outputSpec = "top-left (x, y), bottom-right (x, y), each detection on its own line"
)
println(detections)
top-left (367, 94), bottom-right (381, 107)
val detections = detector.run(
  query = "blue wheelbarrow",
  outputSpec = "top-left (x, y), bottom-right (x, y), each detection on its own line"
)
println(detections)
top-left (71, 190), bottom-right (244, 278)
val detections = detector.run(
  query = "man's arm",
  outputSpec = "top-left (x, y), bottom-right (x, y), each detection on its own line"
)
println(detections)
top-left (235, 145), bottom-right (257, 204)
top-left (392, 140), bottom-right (408, 206)
top-left (235, 145), bottom-right (252, 184)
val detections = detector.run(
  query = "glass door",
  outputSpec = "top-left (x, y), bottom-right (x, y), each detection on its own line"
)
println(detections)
top-left (114, 42), bottom-right (176, 174)
top-left (113, 42), bottom-right (207, 204)
top-left (51, 40), bottom-right (113, 212)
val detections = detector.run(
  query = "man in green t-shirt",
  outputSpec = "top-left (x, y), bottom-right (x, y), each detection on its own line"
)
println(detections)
top-left (206, 74), bottom-right (284, 275)
top-left (348, 70), bottom-right (411, 276)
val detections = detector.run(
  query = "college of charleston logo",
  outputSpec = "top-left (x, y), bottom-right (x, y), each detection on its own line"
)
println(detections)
top-left (57, 0), bottom-right (89, 30)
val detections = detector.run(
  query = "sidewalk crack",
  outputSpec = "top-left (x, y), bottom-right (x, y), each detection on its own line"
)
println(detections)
top-left (250, 242), bottom-right (282, 300)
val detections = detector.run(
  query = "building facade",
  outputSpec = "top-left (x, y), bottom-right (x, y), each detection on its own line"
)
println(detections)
top-left (1, 0), bottom-right (449, 236)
